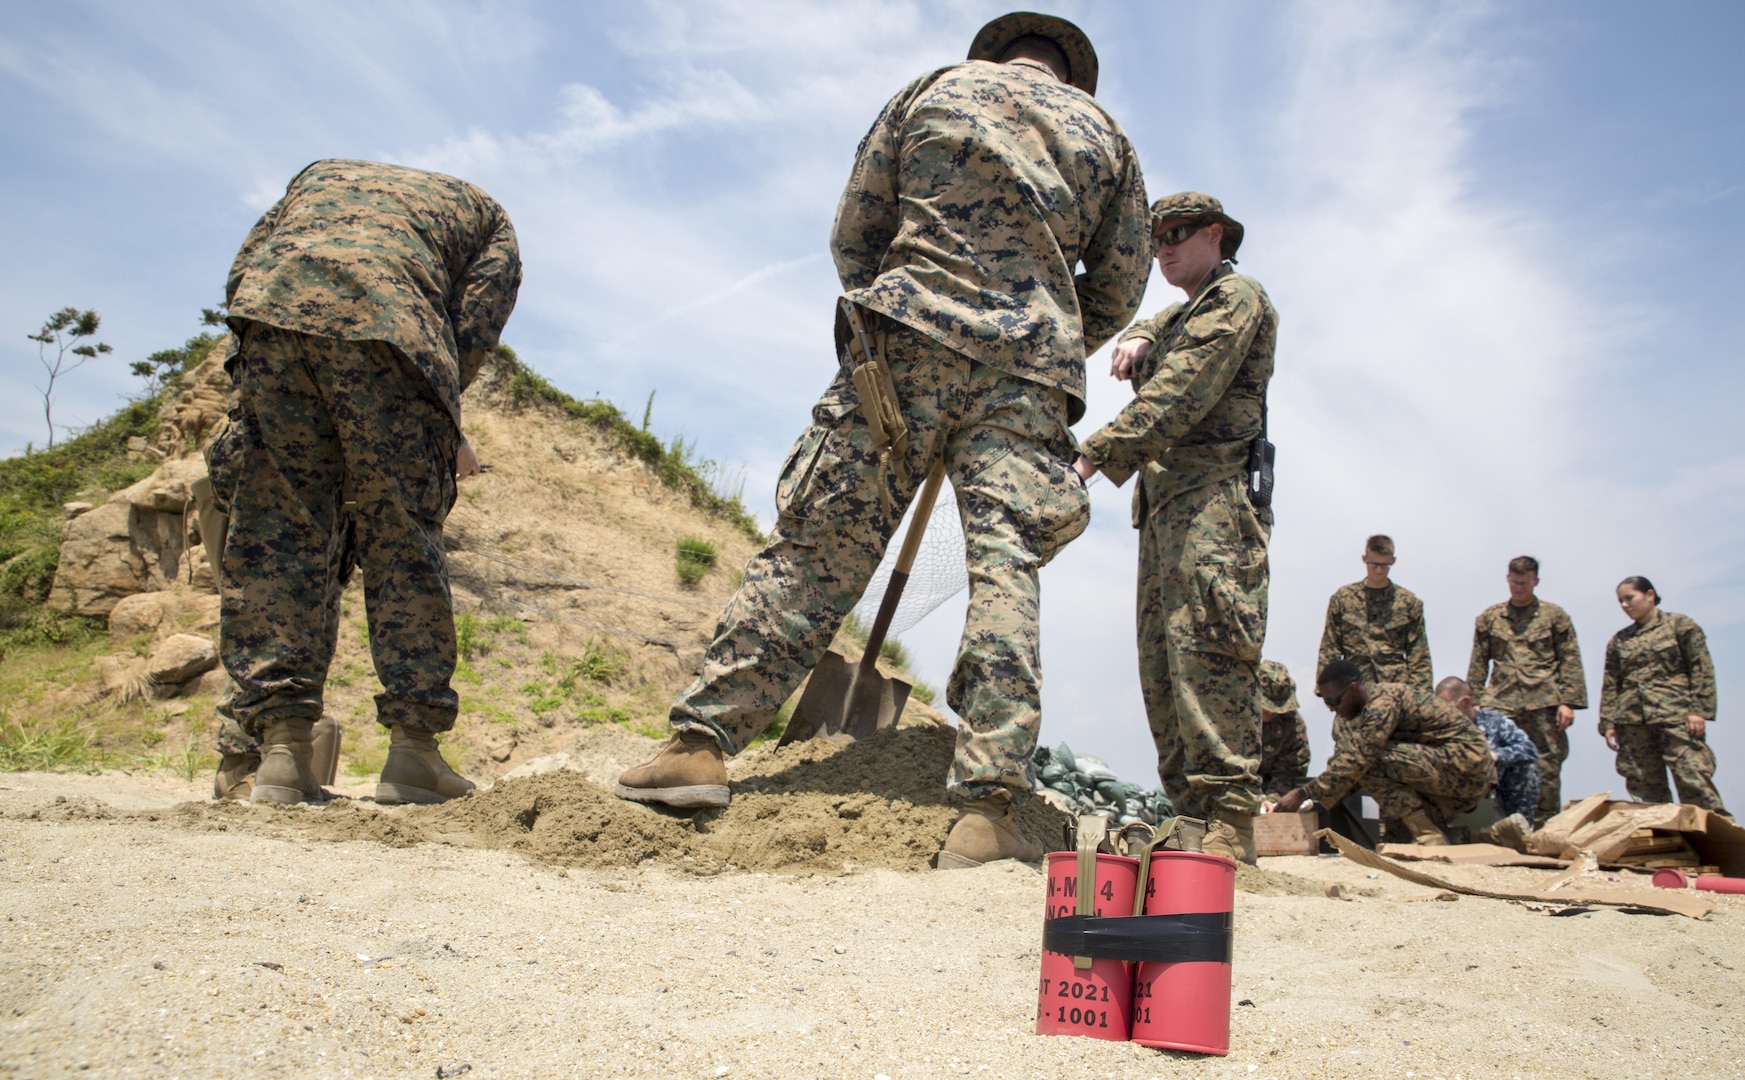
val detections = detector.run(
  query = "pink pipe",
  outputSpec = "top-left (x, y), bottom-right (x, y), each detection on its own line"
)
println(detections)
top-left (1694, 875), bottom-right (1745, 895)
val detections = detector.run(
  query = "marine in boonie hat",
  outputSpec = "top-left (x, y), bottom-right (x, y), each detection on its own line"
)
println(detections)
top-left (1152, 191), bottom-right (1245, 261)
top-left (1258, 659), bottom-right (1300, 715)
top-left (967, 11), bottom-right (1100, 96)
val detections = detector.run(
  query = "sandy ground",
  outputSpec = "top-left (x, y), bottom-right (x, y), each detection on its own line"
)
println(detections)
top-left (3, 763), bottom-right (1743, 1080)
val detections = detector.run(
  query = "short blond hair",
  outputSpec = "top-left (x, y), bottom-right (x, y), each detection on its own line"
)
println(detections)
top-left (1366, 534), bottom-right (1394, 557)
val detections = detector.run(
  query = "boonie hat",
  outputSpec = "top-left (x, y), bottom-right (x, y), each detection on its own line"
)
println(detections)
top-left (1152, 191), bottom-right (1245, 259)
top-left (1258, 660), bottom-right (1299, 715)
top-left (967, 11), bottom-right (1100, 96)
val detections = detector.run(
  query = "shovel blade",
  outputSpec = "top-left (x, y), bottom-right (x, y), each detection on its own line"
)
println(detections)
top-left (778, 648), bottom-right (911, 746)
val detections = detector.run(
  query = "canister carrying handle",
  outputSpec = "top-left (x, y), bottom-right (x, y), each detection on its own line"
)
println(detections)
top-left (1041, 912), bottom-right (1233, 965)
top-left (1132, 816), bottom-right (1208, 916)
top-left (1070, 814), bottom-right (1109, 970)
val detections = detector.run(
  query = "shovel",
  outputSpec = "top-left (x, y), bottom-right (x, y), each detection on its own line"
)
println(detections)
top-left (779, 459), bottom-right (947, 745)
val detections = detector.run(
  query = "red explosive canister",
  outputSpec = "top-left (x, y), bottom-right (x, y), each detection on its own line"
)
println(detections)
top-left (1128, 849), bottom-right (1236, 1056)
top-left (1694, 875), bottom-right (1745, 895)
top-left (1036, 850), bottom-right (1138, 1040)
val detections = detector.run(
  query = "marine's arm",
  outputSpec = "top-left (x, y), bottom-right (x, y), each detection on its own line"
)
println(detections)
top-left (1282, 715), bottom-right (1312, 787)
top-left (1492, 715), bottom-right (1539, 766)
top-left (1074, 134), bottom-right (1152, 357)
top-left (1598, 633), bottom-right (1622, 744)
top-left (830, 73), bottom-right (936, 292)
top-left (1077, 280), bottom-right (1266, 486)
top-left (1304, 696), bottom-right (1399, 807)
top-left (1467, 614), bottom-right (1492, 693)
top-left (1405, 597), bottom-right (1434, 690)
top-left (1551, 606), bottom-right (1586, 729)
top-left (451, 203), bottom-right (523, 392)
top-left (1680, 616), bottom-right (1717, 728)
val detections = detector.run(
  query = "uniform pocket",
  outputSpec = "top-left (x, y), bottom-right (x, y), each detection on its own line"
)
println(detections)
top-left (1183, 552), bottom-right (1269, 661)
top-left (202, 409), bottom-right (252, 515)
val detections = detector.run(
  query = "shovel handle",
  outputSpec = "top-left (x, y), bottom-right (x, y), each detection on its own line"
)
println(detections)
top-left (858, 460), bottom-right (947, 677)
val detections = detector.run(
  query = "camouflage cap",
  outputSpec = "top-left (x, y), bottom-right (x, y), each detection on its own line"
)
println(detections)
top-left (967, 12), bottom-right (1099, 96)
top-left (1258, 659), bottom-right (1299, 715)
top-left (1151, 191), bottom-right (1244, 259)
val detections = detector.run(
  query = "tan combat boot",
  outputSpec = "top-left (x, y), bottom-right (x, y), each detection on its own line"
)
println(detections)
top-left (376, 725), bottom-right (476, 805)
top-left (1401, 808), bottom-right (1449, 846)
top-left (613, 729), bottom-right (730, 809)
top-left (213, 752), bottom-right (259, 801)
top-left (1204, 811), bottom-right (1258, 866)
top-left (252, 718), bottom-right (326, 805)
top-left (936, 797), bottom-right (1043, 870)
top-left (311, 714), bottom-right (343, 787)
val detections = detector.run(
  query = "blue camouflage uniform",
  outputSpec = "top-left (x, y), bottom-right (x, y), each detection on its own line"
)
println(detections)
top-left (1473, 707), bottom-right (1540, 821)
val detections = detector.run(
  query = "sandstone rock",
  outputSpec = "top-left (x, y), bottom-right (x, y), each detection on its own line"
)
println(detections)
top-left (191, 666), bottom-right (231, 698)
top-left (108, 593), bottom-right (166, 639)
top-left (63, 502), bottom-right (93, 517)
top-left (48, 501), bottom-right (146, 617)
top-left (147, 633), bottom-right (218, 685)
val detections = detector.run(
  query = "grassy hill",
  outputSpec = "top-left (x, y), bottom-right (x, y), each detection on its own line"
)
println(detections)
top-left (0, 334), bottom-right (935, 781)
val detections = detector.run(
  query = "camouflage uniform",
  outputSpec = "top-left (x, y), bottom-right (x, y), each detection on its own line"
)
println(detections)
top-left (670, 58), bottom-right (1151, 801)
top-left (1080, 252), bottom-right (1278, 819)
top-left (1472, 707), bottom-right (1540, 821)
top-left (1599, 611), bottom-right (1726, 811)
top-left (214, 160), bottom-right (520, 739)
top-left (1257, 660), bottom-right (1310, 797)
top-left (1318, 581), bottom-right (1432, 690)
top-left (1304, 684), bottom-right (1496, 827)
top-left (1468, 598), bottom-right (1587, 823)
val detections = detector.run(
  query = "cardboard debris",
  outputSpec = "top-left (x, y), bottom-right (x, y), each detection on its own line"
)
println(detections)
top-left (1526, 795), bottom-right (1745, 875)
top-left (1317, 829), bottom-right (1715, 918)
top-left (1376, 842), bottom-right (1568, 868)
top-left (1254, 809), bottom-right (1319, 856)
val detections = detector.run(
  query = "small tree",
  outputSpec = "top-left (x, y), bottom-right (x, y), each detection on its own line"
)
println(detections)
top-left (27, 307), bottom-right (111, 449)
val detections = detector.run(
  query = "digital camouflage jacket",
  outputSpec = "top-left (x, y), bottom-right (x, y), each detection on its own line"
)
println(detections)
top-left (1304, 684), bottom-right (1493, 807)
top-left (1318, 581), bottom-right (1433, 690)
top-left (1467, 598), bottom-right (1587, 713)
top-left (1080, 263), bottom-right (1278, 513)
top-left (225, 159), bottom-right (522, 428)
top-left (1260, 711), bottom-right (1311, 796)
top-left (831, 58), bottom-right (1151, 425)
top-left (1599, 610), bottom-right (1717, 733)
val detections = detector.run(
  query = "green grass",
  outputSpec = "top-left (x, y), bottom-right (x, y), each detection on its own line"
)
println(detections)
top-left (0, 715), bottom-right (107, 771)
top-left (493, 345), bottom-right (762, 542)
top-left (675, 536), bottom-right (718, 586)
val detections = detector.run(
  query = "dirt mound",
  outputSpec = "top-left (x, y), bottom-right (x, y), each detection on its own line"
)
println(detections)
top-left (6, 794), bottom-right (116, 822)
top-left (145, 726), bottom-right (1073, 874)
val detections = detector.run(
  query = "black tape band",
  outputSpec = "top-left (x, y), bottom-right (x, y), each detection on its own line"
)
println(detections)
top-left (1042, 912), bottom-right (1232, 964)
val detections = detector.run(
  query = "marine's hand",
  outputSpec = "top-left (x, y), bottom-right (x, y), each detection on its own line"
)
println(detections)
top-left (1072, 455), bottom-right (1098, 482)
top-left (1274, 787), bottom-right (1307, 814)
top-left (456, 439), bottom-right (481, 480)
top-left (1604, 728), bottom-right (1620, 752)
top-left (1555, 704), bottom-right (1574, 731)
top-left (1687, 715), bottom-right (1706, 739)
top-left (1110, 336), bottom-right (1151, 380)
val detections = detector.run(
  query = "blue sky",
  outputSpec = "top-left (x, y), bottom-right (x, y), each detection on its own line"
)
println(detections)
top-left (3, 1), bottom-right (1741, 806)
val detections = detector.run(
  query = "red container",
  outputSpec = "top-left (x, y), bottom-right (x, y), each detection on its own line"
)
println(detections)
top-left (1129, 850), bottom-right (1236, 1056)
top-left (1037, 852), bottom-right (1138, 1040)
top-left (1694, 875), bottom-right (1745, 895)
top-left (1651, 868), bottom-right (1689, 890)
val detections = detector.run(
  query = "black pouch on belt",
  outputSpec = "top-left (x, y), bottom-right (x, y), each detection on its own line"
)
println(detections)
top-left (835, 298), bottom-right (910, 516)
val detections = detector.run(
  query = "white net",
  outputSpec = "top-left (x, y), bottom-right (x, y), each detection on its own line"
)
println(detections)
top-left (853, 479), bottom-right (969, 636)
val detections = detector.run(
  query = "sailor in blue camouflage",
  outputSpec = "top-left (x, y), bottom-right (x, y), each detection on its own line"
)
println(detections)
top-left (1474, 707), bottom-right (1540, 821)
top-left (665, 25), bottom-right (1151, 804)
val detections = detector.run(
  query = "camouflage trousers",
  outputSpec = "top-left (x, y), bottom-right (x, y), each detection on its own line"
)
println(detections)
top-left (1138, 474), bottom-right (1270, 819)
top-left (209, 324), bottom-right (460, 738)
top-left (670, 320), bottom-right (1089, 802)
top-left (1513, 706), bottom-right (1568, 825)
top-left (1492, 759), bottom-right (1541, 822)
top-left (1358, 741), bottom-right (1495, 826)
top-left (1612, 720), bottom-right (1727, 811)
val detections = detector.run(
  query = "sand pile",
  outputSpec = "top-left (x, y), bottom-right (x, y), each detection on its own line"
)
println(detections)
top-left (150, 725), bottom-right (1071, 874)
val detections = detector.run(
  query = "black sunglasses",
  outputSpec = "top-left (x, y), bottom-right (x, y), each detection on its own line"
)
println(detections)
top-left (1156, 221), bottom-right (1206, 247)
